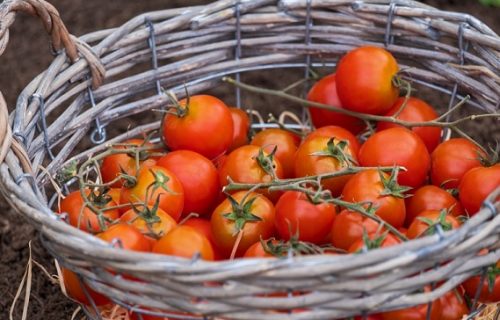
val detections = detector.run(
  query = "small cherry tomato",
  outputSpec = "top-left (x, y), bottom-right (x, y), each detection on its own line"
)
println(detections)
top-left (439, 288), bottom-right (469, 320)
top-left (458, 164), bottom-right (500, 216)
top-left (228, 107), bottom-right (251, 151)
top-left (98, 223), bottom-right (151, 252)
top-left (463, 261), bottom-right (500, 303)
top-left (243, 240), bottom-right (276, 258)
top-left (183, 217), bottom-right (224, 260)
top-left (331, 210), bottom-right (382, 251)
top-left (407, 210), bottom-right (461, 239)
top-left (348, 232), bottom-right (400, 253)
top-left (336, 46), bottom-right (399, 115)
top-left (305, 125), bottom-right (361, 157)
top-left (62, 268), bottom-right (110, 306)
top-left (120, 207), bottom-right (177, 242)
top-left (153, 225), bottom-right (214, 260)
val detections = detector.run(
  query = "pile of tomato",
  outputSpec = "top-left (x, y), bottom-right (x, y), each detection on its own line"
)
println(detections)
top-left (57, 46), bottom-right (499, 320)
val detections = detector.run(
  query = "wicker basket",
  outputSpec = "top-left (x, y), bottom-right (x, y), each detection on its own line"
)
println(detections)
top-left (0, 0), bottom-right (499, 319)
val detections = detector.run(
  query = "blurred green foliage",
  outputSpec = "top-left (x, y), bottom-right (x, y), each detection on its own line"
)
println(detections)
top-left (479, 0), bottom-right (500, 6)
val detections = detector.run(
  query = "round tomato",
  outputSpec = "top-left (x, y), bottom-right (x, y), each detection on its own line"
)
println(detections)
top-left (162, 95), bottom-right (233, 159)
top-left (331, 210), bottom-right (382, 251)
top-left (439, 288), bottom-right (469, 320)
top-left (377, 97), bottom-right (441, 153)
top-left (307, 73), bottom-right (365, 134)
top-left (153, 225), bottom-right (214, 260)
top-left (407, 210), bottom-right (461, 239)
top-left (406, 185), bottom-right (463, 226)
top-left (120, 165), bottom-right (184, 221)
top-left (275, 191), bottom-right (336, 244)
top-left (305, 125), bottom-right (361, 157)
top-left (431, 138), bottom-right (486, 189)
top-left (342, 169), bottom-right (406, 228)
top-left (459, 164), bottom-right (500, 216)
top-left (295, 136), bottom-right (358, 197)
top-left (251, 128), bottom-right (300, 178)
top-left (59, 189), bottom-right (119, 233)
top-left (157, 150), bottom-right (220, 217)
top-left (211, 191), bottom-right (275, 258)
top-left (62, 268), bottom-right (109, 306)
top-left (243, 240), bottom-right (276, 258)
top-left (228, 107), bottom-right (250, 151)
top-left (463, 261), bottom-right (500, 303)
top-left (97, 223), bottom-right (151, 252)
top-left (359, 127), bottom-right (430, 189)
top-left (120, 207), bottom-right (177, 241)
top-left (348, 232), bottom-right (400, 253)
top-left (183, 217), bottom-right (223, 260)
top-left (336, 46), bottom-right (399, 115)
top-left (101, 139), bottom-right (158, 188)
top-left (381, 298), bottom-right (442, 320)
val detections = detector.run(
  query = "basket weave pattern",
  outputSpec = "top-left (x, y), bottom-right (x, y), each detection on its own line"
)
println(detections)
top-left (0, 0), bottom-right (499, 319)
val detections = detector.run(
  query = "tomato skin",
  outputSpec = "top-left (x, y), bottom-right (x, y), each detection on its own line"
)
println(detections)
top-left (243, 240), bottom-right (275, 258)
top-left (107, 188), bottom-right (121, 206)
top-left (407, 210), bottom-right (461, 239)
top-left (183, 218), bottom-right (224, 260)
top-left (295, 136), bottom-right (358, 197)
top-left (275, 191), bottom-right (336, 244)
top-left (342, 169), bottom-right (406, 229)
top-left (377, 97), bottom-right (442, 153)
top-left (211, 191), bottom-right (275, 258)
top-left (157, 150), bottom-right (220, 217)
top-left (307, 73), bottom-right (365, 134)
top-left (359, 127), bottom-right (430, 189)
top-left (98, 223), bottom-right (151, 252)
top-left (120, 166), bottom-right (184, 221)
top-left (463, 262), bottom-right (500, 303)
top-left (59, 190), bottom-right (119, 233)
top-left (405, 185), bottom-right (463, 226)
top-left (305, 125), bottom-right (361, 157)
top-left (336, 46), bottom-right (399, 115)
top-left (120, 207), bottom-right (177, 242)
top-left (348, 232), bottom-right (400, 253)
top-left (153, 225), bottom-right (214, 260)
top-left (380, 298), bottom-right (442, 320)
top-left (251, 129), bottom-right (300, 178)
top-left (431, 138), bottom-right (485, 189)
top-left (331, 210), bottom-right (382, 251)
top-left (62, 268), bottom-right (110, 306)
top-left (458, 165), bottom-right (500, 216)
top-left (162, 95), bottom-right (234, 159)
top-left (228, 107), bottom-right (250, 151)
top-left (439, 289), bottom-right (469, 320)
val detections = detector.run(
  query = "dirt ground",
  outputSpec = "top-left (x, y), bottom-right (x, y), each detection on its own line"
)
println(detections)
top-left (0, 1), bottom-right (498, 319)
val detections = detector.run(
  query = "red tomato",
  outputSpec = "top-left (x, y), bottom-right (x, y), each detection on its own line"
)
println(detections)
top-left (458, 164), bottom-right (500, 216)
top-left (183, 217), bottom-right (224, 260)
top-left (251, 128), bottom-right (300, 178)
top-left (381, 298), bottom-right (442, 320)
top-left (336, 46), bottom-right (399, 115)
top-left (348, 232), bottom-right (400, 253)
top-left (463, 262), bottom-right (500, 303)
top-left (377, 97), bottom-right (442, 153)
top-left (219, 145), bottom-right (284, 202)
top-left (162, 95), bottom-right (233, 159)
top-left (97, 223), bottom-right (151, 252)
top-left (307, 73), bottom-right (365, 134)
top-left (275, 191), bottom-right (336, 244)
top-left (331, 210), bottom-right (382, 251)
top-left (359, 127), bottom-right (430, 189)
top-left (439, 289), bottom-right (469, 320)
top-left (107, 188), bottom-right (121, 206)
top-left (295, 136), bottom-right (358, 196)
top-left (157, 150), bottom-right (220, 217)
top-left (153, 225), bottom-right (214, 260)
top-left (120, 207), bottom-right (177, 241)
top-left (59, 189), bottom-right (119, 233)
top-left (406, 185), bottom-right (464, 226)
top-left (101, 139), bottom-right (159, 188)
top-left (211, 191), bottom-right (275, 258)
top-left (243, 240), bottom-right (276, 258)
top-left (407, 210), bottom-right (461, 239)
top-left (431, 138), bottom-right (485, 189)
top-left (342, 169), bottom-right (406, 229)
top-left (120, 166), bottom-right (184, 221)
top-left (305, 125), bottom-right (361, 157)
top-left (62, 268), bottom-right (109, 306)
top-left (228, 107), bottom-right (250, 151)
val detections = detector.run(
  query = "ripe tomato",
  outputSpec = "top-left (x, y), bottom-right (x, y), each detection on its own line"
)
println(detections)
top-left (153, 225), bottom-right (214, 260)
top-left (305, 125), bottom-right (361, 157)
top-left (162, 95), bottom-right (233, 159)
top-left (307, 73), bottom-right (365, 134)
top-left (458, 164), bottom-right (500, 216)
top-left (97, 223), bottom-right (151, 252)
top-left (107, 188), bottom-right (121, 206)
top-left (336, 46), bottom-right (399, 115)
top-left (439, 289), bottom-right (469, 320)
top-left (377, 97), bottom-right (442, 153)
top-left (243, 240), bottom-right (276, 258)
top-left (295, 136), bottom-right (358, 196)
top-left (407, 210), bottom-right (461, 239)
top-left (228, 107), bottom-right (250, 151)
top-left (405, 185), bottom-right (463, 226)
top-left (120, 207), bottom-right (177, 241)
top-left (250, 128), bottom-right (300, 178)
top-left (211, 191), bottom-right (275, 257)
top-left (463, 261), bottom-right (500, 303)
top-left (431, 138), bottom-right (485, 189)
top-left (219, 145), bottom-right (284, 201)
top-left (59, 189), bottom-right (119, 233)
top-left (61, 268), bottom-right (109, 306)
top-left (359, 127), bottom-right (430, 189)
top-left (380, 297), bottom-right (442, 320)
top-left (120, 165), bottom-right (184, 221)
top-left (157, 150), bottom-right (220, 217)
top-left (183, 217), bottom-right (224, 260)
top-left (275, 191), bottom-right (336, 244)
top-left (348, 232), bottom-right (400, 253)
top-left (101, 139), bottom-right (158, 188)
top-left (331, 210), bottom-right (382, 251)
top-left (342, 169), bottom-right (406, 228)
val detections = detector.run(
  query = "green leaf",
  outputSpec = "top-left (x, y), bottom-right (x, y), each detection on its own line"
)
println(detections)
top-left (379, 167), bottom-right (412, 198)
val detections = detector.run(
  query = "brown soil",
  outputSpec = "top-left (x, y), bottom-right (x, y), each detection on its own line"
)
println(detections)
top-left (0, 1), bottom-right (498, 319)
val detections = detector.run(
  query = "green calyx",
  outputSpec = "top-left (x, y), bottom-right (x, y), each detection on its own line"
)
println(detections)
top-left (223, 195), bottom-right (262, 235)
top-left (56, 160), bottom-right (78, 184)
top-left (379, 167), bottom-right (412, 198)
top-left (261, 234), bottom-right (329, 257)
top-left (417, 209), bottom-right (453, 237)
top-left (256, 146), bottom-right (278, 177)
top-left (88, 187), bottom-right (112, 207)
top-left (358, 229), bottom-right (389, 253)
top-left (310, 138), bottom-right (357, 167)
top-left (487, 264), bottom-right (500, 293)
